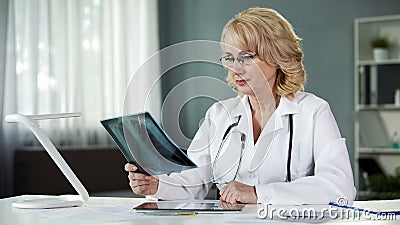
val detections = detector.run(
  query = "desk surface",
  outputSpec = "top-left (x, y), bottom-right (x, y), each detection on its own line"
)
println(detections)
top-left (1, 195), bottom-right (399, 224)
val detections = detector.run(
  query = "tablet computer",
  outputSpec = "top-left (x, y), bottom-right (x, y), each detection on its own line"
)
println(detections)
top-left (133, 201), bottom-right (245, 213)
top-left (100, 112), bottom-right (197, 175)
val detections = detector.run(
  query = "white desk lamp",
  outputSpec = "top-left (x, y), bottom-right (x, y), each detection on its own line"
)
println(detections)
top-left (5, 113), bottom-right (90, 209)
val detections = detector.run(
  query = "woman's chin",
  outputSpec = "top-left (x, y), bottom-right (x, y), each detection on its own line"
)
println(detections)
top-left (236, 86), bottom-right (254, 96)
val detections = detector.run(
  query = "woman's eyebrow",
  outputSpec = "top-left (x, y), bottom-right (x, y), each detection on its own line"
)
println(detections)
top-left (223, 49), bottom-right (252, 55)
top-left (222, 52), bottom-right (233, 56)
top-left (239, 50), bottom-right (252, 54)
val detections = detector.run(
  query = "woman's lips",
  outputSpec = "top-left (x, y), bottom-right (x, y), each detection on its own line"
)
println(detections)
top-left (235, 79), bottom-right (248, 86)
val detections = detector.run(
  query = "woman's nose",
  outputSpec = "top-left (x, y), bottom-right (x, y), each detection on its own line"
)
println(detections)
top-left (230, 60), bottom-right (245, 74)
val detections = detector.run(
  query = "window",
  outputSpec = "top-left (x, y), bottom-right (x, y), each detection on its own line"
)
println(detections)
top-left (6, 0), bottom-right (160, 146)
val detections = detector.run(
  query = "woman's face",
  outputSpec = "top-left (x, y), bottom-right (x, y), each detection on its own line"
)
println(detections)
top-left (222, 35), bottom-right (279, 100)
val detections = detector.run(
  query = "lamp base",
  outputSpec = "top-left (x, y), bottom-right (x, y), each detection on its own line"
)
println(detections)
top-left (12, 197), bottom-right (83, 209)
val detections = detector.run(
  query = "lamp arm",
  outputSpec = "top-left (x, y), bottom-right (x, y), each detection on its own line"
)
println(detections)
top-left (5, 113), bottom-right (89, 203)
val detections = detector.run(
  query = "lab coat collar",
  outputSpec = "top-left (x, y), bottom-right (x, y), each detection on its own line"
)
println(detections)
top-left (276, 93), bottom-right (300, 116)
top-left (219, 95), bottom-right (249, 124)
top-left (261, 94), bottom-right (300, 138)
top-left (226, 94), bottom-right (300, 136)
top-left (237, 93), bottom-right (300, 116)
top-left (229, 95), bottom-right (252, 134)
top-left (230, 95), bottom-right (251, 119)
top-left (240, 93), bottom-right (300, 171)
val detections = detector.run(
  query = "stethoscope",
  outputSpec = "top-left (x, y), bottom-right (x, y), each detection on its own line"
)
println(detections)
top-left (213, 114), bottom-right (294, 183)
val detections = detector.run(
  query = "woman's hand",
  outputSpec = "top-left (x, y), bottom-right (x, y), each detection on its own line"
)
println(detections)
top-left (124, 163), bottom-right (159, 196)
top-left (219, 181), bottom-right (257, 204)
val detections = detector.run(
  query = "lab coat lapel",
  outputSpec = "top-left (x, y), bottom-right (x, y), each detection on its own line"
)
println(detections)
top-left (249, 95), bottom-right (300, 172)
top-left (223, 95), bottom-right (252, 157)
top-left (212, 96), bottom-right (251, 184)
top-left (234, 96), bottom-right (252, 138)
top-left (249, 111), bottom-right (283, 171)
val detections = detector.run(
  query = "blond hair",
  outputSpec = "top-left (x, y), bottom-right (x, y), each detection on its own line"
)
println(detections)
top-left (221, 7), bottom-right (306, 100)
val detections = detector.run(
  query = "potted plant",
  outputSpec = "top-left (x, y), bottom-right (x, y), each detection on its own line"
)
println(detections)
top-left (367, 165), bottom-right (400, 200)
top-left (371, 36), bottom-right (389, 61)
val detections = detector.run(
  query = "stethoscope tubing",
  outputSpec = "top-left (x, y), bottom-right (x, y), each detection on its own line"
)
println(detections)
top-left (213, 114), bottom-right (294, 183)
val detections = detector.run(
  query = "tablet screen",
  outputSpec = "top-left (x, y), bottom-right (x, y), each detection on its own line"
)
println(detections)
top-left (133, 201), bottom-right (244, 213)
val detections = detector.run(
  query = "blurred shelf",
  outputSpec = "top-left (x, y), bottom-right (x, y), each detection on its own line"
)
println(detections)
top-left (354, 14), bottom-right (400, 192)
top-left (357, 190), bottom-right (400, 200)
top-left (357, 58), bottom-right (400, 66)
top-left (357, 104), bottom-right (400, 111)
top-left (359, 147), bottom-right (400, 154)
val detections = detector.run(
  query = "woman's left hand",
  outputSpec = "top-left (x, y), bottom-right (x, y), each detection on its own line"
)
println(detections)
top-left (219, 181), bottom-right (257, 204)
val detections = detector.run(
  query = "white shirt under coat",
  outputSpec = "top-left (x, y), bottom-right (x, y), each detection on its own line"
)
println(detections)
top-left (152, 91), bottom-right (356, 204)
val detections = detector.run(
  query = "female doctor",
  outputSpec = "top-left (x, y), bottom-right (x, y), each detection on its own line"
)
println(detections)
top-left (125, 7), bottom-right (356, 204)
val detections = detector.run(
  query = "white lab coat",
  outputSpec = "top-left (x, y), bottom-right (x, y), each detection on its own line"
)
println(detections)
top-left (152, 92), bottom-right (356, 204)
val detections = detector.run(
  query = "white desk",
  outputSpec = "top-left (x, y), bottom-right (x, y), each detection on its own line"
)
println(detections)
top-left (1, 195), bottom-right (399, 224)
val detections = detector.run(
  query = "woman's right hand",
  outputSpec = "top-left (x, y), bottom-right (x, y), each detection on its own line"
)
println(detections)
top-left (124, 163), bottom-right (159, 196)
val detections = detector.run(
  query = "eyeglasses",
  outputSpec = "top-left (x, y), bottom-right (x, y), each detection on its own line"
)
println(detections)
top-left (220, 53), bottom-right (258, 67)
